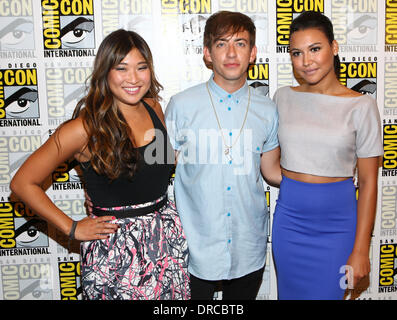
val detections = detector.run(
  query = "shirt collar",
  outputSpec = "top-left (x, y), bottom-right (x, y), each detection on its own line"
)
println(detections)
top-left (207, 74), bottom-right (249, 102)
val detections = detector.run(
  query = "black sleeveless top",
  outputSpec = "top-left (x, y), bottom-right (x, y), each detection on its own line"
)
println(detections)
top-left (80, 101), bottom-right (175, 207)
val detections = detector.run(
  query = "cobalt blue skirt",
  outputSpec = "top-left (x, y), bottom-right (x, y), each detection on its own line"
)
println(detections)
top-left (272, 176), bottom-right (357, 300)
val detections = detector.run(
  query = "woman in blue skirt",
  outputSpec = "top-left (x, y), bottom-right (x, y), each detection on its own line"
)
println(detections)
top-left (272, 11), bottom-right (383, 300)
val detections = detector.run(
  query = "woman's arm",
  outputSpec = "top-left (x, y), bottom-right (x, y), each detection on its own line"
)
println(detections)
top-left (10, 118), bottom-right (118, 241)
top-left (260, 147), bottom-right (282, 187)
top-left (346, 156), bottom-right (380, 288)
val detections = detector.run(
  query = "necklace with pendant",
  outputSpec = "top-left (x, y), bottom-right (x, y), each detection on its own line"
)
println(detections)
top-left (206, 82), bottom-right (250, 162)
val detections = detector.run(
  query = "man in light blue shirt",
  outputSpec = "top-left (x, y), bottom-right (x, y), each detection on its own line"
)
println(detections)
top-left (165, 11), bottom-right (281, 300)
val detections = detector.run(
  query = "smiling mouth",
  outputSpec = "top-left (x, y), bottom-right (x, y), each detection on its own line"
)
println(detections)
top-left (123, 87), bottom-right (139, 94)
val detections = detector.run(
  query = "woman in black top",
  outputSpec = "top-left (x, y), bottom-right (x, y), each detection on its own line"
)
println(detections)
top-left (11, 29), bottom-right (190, 300)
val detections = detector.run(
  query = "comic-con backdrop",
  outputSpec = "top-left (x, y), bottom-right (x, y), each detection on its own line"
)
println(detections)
top-left (0, 0), bottom-right (396, 300)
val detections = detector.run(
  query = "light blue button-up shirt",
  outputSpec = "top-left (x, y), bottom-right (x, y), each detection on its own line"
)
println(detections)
top-left (165, 75), bottom-right (279, 280)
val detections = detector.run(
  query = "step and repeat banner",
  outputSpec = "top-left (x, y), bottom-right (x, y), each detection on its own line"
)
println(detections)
top-left (0, 0), bottom-right (396, 300)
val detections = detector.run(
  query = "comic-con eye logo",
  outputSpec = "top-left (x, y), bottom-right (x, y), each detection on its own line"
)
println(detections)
top-left (276, 0), bottom-right (324, 52)
top-left (1, 263), bottom-right (52, 300)
top-left (52, 158), bottom-right (84, 191)
top-left (0, 134), bottom-right (41, 185)
top-left (339, 60), bottom-right (377, 98)
top-left (0, 202), bottom-right (49, 251)
top-left (45, 64), bottom-right (91, 127)
top-left (331, 0), bottom-right (377, 46)
top-left (0, 0), bottom-right (34, 52)
top-left (41, 0), bottom-right (95, 57)
top-left (248, 63), bottom-right (269, 96)
top-left (0, 17), bottom-right (34, 51)
top-left (0, 68), bottom-right (40, 126)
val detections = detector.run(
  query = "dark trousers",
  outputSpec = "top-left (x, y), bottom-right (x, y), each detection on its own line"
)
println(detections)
top-left (190, 267), bottom-right (265, 300)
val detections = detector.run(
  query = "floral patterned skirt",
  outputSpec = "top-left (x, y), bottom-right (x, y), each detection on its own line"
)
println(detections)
top-left (80, 197), bottom-right (190, 300)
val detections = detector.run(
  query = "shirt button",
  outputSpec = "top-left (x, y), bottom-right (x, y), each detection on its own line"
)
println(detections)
top-left (227, 186), bottom-right (231, 191)
top-left (228, 239), bottom-right (231, 243)
top-left (220, 99), bottom-right (223, 103)
top-left (229, 132), bottom-right (232, 136)
top-left (228, 107), bottom-right (231, 111)
top-left (227, 212), bottom-right (231, 216)
top-left (228, 94), bottom-right (232, 98)
top-left (256, 147), bottom-right (260, 151)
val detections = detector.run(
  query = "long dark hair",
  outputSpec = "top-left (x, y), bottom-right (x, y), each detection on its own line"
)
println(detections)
top-left (289, 11), bottom-right (341, 78)
top-left (70, 29), bottom-right (162, 180)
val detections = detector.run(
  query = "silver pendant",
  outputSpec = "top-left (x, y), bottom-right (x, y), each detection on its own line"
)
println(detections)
top-left (225, 148), bottom-right (232, 161)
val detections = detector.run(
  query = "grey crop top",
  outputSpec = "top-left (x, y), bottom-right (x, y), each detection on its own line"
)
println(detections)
top-left (273, 86), bottom-right (383, 177)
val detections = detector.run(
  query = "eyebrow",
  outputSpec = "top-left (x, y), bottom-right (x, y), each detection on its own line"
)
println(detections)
top-left (0, 18), bottom-right (33, 39)
top-left (116, 61), bottom-right (147, 66)
top-left (215, 36), bottom-right (248, 43)
top-left (60, 17), bottom-right (94, 38)
top-left (290, 41), bottom-right (322, 50)
top-left (15, 218), bottom-right (43, 237)
top-left (5, 87), bottom-right (38, 107)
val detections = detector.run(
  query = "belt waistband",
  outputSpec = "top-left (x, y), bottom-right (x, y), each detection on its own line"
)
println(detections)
top-left (92, 195), bottom-right (168, 219)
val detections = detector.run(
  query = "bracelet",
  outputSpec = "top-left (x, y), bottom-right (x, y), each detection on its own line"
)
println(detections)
top-left (68, 220), bottom-right (78, 240)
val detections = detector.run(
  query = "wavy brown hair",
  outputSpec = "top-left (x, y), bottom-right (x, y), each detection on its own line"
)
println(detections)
top-left (70, 29), bottom-right (163, 180)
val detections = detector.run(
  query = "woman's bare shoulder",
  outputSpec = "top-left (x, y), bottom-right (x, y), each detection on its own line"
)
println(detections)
top-left (144, 98), bottom-right (165, 121)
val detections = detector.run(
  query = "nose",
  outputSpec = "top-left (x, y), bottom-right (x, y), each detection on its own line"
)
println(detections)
top-left (126, 70), bottom-right (138, 83)
top-left (226, 44), bottom-right (237, 57)
top-left (302, 53), bottom-right (312, 67)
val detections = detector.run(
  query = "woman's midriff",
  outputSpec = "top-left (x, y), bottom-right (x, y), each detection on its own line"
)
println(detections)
top-left (281, 168), bottom-right (352, 184)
